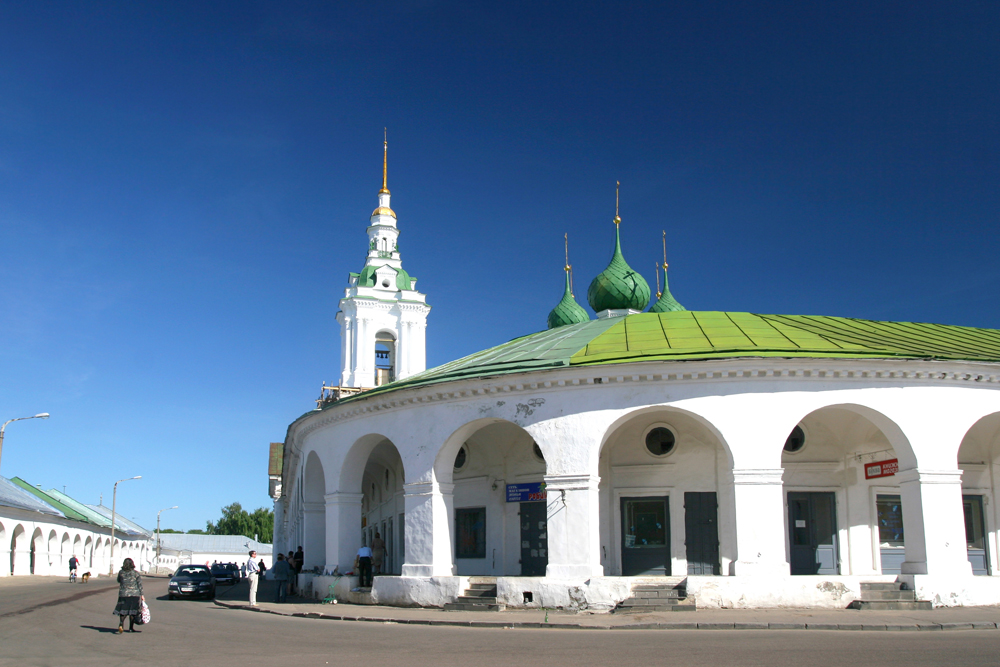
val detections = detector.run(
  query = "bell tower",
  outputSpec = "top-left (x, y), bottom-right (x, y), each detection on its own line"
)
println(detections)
top-left (335, 134), bottom-right (430, 390)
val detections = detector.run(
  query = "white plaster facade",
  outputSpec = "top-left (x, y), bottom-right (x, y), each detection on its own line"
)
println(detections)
top-left (273, 357), bottom-right (1000, 609)
top-left (1, 506), bottom-right (152, 577)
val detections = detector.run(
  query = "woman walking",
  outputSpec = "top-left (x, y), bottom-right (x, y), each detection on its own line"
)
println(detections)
top-left (113, 558), bottom-right (144, 634)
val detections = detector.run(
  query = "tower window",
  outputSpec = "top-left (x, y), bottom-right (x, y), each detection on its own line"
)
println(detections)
top-left (784, 425), bottom-right (806, 453)
top-left (382, 279), bottom-right (391, 287)
top-left (454, 444), bottom-right (468, 471)
top-left (644, 426), bottom-right (676, 457)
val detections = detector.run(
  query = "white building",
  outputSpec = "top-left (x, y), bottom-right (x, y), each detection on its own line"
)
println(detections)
top-left (1, 476), bottom-right (152, 576)
top-left (155, 534), bottom-right (272, 572)
top-left (272, 178), bottom-right (1000, 609)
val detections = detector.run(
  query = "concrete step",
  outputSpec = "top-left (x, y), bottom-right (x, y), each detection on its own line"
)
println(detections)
top-left (468, 583), bottom-right (497, 590)
top-left (457, 595), bottom-right (499, 604)
top-left (859, 590), bottom-right (916, 601)
top-left (461, 588), bottom-right (498, 598)
top-left (631, 584), bottom-right (686, 592)
top-left (630, 589), bottom-right (686, 599)
top-left (849, 600), bottom-right (933, 611)
top-left (616, 603), bottom-right (697, 613)
top-left (859, 582), bottom-right (905, 592)
top-left (443, 602), bottom-right (506, 612)
top-left (619, 597), bottom-right (687, 607)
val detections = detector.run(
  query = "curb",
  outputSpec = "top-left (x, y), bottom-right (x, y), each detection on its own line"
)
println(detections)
top-left (212, 600), bottom-right (999, 632)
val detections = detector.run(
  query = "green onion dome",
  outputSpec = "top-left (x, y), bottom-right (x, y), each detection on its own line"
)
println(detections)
top-left (587, 224), bottom-right (651, 313)
top-left (548, 272), bottom-right (590, 329)
top-left (649, 264), bottom-right (686, 313)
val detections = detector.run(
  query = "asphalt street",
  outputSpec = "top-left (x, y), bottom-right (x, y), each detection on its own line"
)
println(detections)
top-left (0, 576), bottom-right (998, 667)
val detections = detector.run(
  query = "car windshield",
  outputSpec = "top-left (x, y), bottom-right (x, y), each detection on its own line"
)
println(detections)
top-left (175, 567), bottom-right (210, 579)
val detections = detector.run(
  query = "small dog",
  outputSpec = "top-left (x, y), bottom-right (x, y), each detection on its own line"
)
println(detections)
top-left (80, 572), bottom-right (91, 583)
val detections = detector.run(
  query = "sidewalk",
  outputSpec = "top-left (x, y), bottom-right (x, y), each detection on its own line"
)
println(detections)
top-left (214, 581), bottom-right (1000, 631)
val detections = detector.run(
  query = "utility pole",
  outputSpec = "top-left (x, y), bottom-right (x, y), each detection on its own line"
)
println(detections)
top-left (109, 476), bottom-right (141, 575)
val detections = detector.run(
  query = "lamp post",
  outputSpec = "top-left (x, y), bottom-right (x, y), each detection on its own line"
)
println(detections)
top-left (109, 476), bottom-right (141, 575)
top-left (156, 505), bottom-right (178, 564)
top-left (0, 413), bottom-right (50, 474)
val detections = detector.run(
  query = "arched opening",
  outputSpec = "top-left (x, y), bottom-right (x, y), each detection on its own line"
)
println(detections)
top-left (84, 536), bottom-right (93, 568)
top-left (72, 535), bottom-right (82, 567)
top-left (302, 450), bottom-right (327, 571)
top-left (30, 528), bottom-right (43, 574)
top-left (781, 404), bottom-right (907, 576)
top-left (434, 419), bottom-right (547, 576)
top-left (374, 332), bottom-right (396, 386)
top-left (360, 440), bottom-right (405, 577)
top-left (598, 407), bottom-right (731, 577)
top-left (958, 412), bottom-right (1000, 576)
top-left (47, 530), bottom-right (58, 570)
top-left (11, 524), bottom-right (26, 575)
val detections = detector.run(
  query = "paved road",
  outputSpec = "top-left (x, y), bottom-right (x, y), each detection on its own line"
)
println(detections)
top-left (1, 577), bottom-right (998, 667)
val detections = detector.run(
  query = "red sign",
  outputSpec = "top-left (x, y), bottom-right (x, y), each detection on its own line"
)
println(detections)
top-left (865, 458), bottom-right (898, 480)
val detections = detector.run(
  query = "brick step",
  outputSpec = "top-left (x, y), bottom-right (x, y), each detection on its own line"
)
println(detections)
top-left (443, 602), bottom-right (506, 612)
top-left (849, 600), bottom-right (933, 611)
top-left (859, 590), bottom-right (916, 601)
top-left (859, 582), bottom-right (905, 592)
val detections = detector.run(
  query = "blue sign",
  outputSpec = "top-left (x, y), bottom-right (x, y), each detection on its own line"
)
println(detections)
top-left (506, 482), bottom-right (546, 503)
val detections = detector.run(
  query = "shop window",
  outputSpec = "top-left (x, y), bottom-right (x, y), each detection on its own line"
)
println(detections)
top-left (783, 425), bottom-right (806, 453)
top-left (455, 507), bottom-right (486, 559)
top-left (876, 495), bottom-right (904, 546)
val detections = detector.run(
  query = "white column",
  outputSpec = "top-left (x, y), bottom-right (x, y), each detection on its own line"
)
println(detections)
top-left (397, 320), bottom-right (410, 379)
top-left (326, 492), bottom-right (363, 572)
top-left (897, 468), bottom-right (972, 576)
top-left (731, 468), bottom-right (790, 576)
top-left (543, 473), bottom-right (603, 579)
top-left (12, 548), bottom-right (31, 576)
top-left (0, 548), bottom-right (10, 576)
top-left (401, 481), bottom-right (454, 577)
top-left (301, 502), bottom-right (325, 570)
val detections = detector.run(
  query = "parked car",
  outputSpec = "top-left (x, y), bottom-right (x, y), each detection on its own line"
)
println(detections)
top-left (226, 562), bottom-right (241, 581)
top-left (168, 565), bottom-right (217, 599)
top-left (211, 564), bottom-right (236, 585)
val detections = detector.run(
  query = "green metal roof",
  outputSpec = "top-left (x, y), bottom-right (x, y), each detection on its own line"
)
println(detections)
top-left (356, 264), bottom-right (414, 291)
top-left (547, 272), bottom-right (590, 329)
top-left (10, 478), bottom-right (91, 523)
top-left (327, 311), bottom-right (1000, 406)
top-left (43, 488), bottom-right (114, 528)
top-left (649, 265), bottom-right (686, 313)
top-left (587, 225), bottom-right (650, 313)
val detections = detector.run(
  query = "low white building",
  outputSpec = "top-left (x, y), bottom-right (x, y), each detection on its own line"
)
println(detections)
top-left (155, 534), bottom-right (272, 572)
top-left (1, 476), bottom-right (152, 576)
top-left (272, 164), bottom-right (1000, 609)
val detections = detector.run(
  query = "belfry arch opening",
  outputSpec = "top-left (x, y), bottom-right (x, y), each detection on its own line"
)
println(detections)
top-left (957, 411), bottom-right (1000, 576)
top-left (374, 332), bottom-right (396, 386)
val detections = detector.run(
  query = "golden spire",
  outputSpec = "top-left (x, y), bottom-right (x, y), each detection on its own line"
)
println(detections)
top-left (613, 181), bottom-right (621, 225)
top-left (661, 230), bottom-right (668, 269)
top-left (379, 128), bottom-right (390, 195)
top-left (655, 262), bottom-right (662, 298)
top-left (564, 233), bottom-right (575, 296)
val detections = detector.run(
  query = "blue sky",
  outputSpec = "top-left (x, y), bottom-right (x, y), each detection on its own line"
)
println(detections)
top-left (1, 2), bottom-right (997, 533)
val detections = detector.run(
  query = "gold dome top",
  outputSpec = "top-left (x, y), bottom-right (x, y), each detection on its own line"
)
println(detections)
top-left (372, 206), bottom-right (396, 219)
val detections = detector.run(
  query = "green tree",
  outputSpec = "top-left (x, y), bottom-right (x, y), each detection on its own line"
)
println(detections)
top-left (206, 502), bottom-right (273, 543)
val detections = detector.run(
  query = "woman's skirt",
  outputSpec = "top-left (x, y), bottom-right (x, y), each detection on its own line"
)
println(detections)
top-left (113, 596), bottom-right (142, 617)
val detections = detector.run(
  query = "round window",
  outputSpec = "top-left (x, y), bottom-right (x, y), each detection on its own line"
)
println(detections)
top-left (532, 442), bottom-right (545, 462)
top-left (784, 425), bottom-right (806, 453)
top-left (382, 279), bottom-right (391, 288)
top-left (644, 427), bottom-right (676, 457)
top-left (454, 445), bottom-right (468, 471)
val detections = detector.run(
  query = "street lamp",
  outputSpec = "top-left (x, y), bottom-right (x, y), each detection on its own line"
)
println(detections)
top-left (109, 476), bottom-right (141, 575)
top-left (0, 413), bottom-right (50, 474)
top-left (156, 505), bottom-right (178, 564)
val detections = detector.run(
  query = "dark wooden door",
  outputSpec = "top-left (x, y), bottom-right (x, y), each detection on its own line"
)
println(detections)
top-left (788, 492), bottom-right (838, 575)
top-left (621, 497), bottom-right (671, 576)
top-left (684, 492), bottom-right (720, 575)
top-left (519, 502), bottom-right (548, 576)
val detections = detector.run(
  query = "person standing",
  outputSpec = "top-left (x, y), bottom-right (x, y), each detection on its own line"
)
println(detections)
top-left (271, 553), bottom-right (291, 603)
top-left (286, 551), bottom-right (297, 595)
top-left (68, 554), bottom-right (79, 582)
top-left (356, 544), bottom-right (373, 588)
top-left (113, 558), bottom-right (144, 634)
top-left (371, 532), bottom-right (385, 575)
top-left (246, 550), bottom-right (260, 607)
top-left (294, 546), bottom-right (304, 574)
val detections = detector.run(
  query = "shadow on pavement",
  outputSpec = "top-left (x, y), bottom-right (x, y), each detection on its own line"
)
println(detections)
top-left (79, 625), bottom-right (120, 634)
